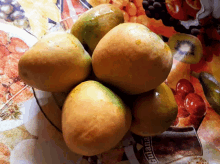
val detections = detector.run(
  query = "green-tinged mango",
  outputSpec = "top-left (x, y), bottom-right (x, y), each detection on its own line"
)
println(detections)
top-left (70, 4), bottom-right (124, 55)
top-left (130, 82), bottom-right (178, 136)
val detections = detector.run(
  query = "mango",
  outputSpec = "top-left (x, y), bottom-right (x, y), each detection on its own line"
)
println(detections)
top-left (62, 80), bottom-right (132, 156)
top-left (18, 32), bottom-right (92, 92)
top-left (92, 23), bottom-right (173, 95)
top-left (70, 4), bottom-right (124, 55)
top-left (130, 83), bottom-right (178, 136)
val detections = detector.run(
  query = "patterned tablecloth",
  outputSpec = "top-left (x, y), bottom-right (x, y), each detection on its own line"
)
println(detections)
top-left (0, 0), bottom-right (220, 163)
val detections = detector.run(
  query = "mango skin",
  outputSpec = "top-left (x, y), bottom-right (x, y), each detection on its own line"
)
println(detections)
top-left (18, 32), bottom-right (92, 92)
top-left (130, 83), bottom-right (178, 136)
top-left (62, 80), bottom-right (132, 156)
top-left (92, 23), bottom-right (173, 95)
top-left (70, 4), bottom-right (124, 54)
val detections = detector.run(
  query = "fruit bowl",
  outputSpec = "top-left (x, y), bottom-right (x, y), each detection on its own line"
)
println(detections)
top-left (33, 87), bottom-right (206, 164)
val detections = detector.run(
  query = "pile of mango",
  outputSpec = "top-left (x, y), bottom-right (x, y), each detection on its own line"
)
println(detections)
top-left (18, 4), bottom-right (178, 156)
